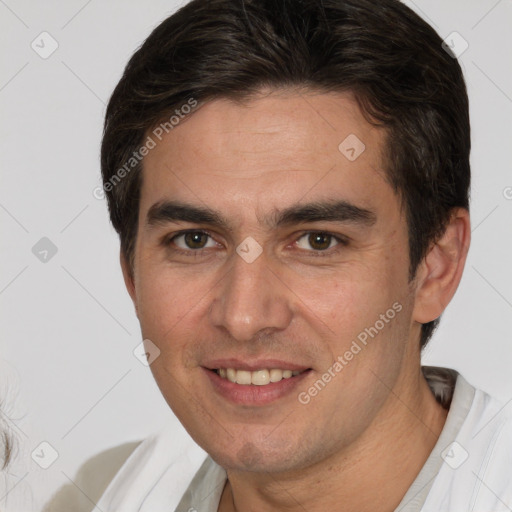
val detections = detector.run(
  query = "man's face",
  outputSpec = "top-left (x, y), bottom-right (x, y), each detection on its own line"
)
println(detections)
top-left (127, 89), bottom-right (422, 473)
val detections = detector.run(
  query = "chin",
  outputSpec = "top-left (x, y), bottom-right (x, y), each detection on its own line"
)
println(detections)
top-left (207, 439), bottom-right (307, 474)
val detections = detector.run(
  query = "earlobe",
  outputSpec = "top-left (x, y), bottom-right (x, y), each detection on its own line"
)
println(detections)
top-left (120, 251), bottom-right (138, 316)
top-left (412, 208), bottom-right (471, 324)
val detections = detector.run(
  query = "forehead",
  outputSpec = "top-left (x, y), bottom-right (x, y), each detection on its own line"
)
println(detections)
top-left (139, 89), bottom-right (394, 225)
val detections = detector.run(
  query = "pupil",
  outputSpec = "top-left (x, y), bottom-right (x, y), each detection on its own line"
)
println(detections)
top-left (309, 233), bottom-right (330, 250)
top-left (185, 232), bottom-right (206, 249)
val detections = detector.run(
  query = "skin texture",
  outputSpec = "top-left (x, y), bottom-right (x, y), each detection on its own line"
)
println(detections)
top-left (121, 89), bottom-right (470, 512)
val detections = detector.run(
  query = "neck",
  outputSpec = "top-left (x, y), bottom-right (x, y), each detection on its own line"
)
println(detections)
top-left (219, 366), bottom-right (448, 512)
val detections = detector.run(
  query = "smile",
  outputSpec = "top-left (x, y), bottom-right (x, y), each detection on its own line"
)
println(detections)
top-left (215, 368), bottom-right (306, 385)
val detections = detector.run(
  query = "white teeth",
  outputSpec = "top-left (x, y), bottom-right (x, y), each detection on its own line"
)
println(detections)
top-left (236, 370), bottom-right (252, 385)
top-left (269, 369), bottom-right (283, 382)
top-left (251, 370), bottom-right (270, 386)
top-left (217, 368), bottom-right (305, 385)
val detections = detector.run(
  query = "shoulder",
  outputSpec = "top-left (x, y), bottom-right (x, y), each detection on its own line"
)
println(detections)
top-left (95, 419), bottom-right (208, 511)
top-left (461, 385), bottom-right (512, 505)
top-left (43, 441), bottom-right (141, 512)
top-left (423, 373), bottom-right (512, 511)
top-left (43, 418), bottom-right (208, 512)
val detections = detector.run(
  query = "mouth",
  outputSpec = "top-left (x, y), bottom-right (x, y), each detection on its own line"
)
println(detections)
top-left (203, 366), bottom-right (313, 405)
top-left (213, 367), bottom-right (308, 385)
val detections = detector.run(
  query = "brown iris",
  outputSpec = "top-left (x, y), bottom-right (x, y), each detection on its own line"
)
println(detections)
top-left (308, 233), bottom-right (332, 250)
top-left (184, 232), bottom-right (209, 249)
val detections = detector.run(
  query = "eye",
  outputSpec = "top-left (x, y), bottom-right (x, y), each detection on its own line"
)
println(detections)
top-left (171, 231), bottom-right (217, 250)
top-left (295, 232), bottom-right (342, 252)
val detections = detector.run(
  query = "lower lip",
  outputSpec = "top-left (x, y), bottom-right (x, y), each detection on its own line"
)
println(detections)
top-left (203, 367), bottom-right (312, 406)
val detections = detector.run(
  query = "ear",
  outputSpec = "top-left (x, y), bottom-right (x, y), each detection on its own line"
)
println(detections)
top-left (120, 250), bottom-right (138, 317)
top-left (412, 208), bottom-right (471, 324)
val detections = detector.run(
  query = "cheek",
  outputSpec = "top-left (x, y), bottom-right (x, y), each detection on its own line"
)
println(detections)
top-left (134, 270), bottom-right (205, 411)
top-left (292, 260), bottom-right (412, 388)
top-left (134, 262), bottom-right (203, 350)
top-left (297, 295), bottom-right (412, 443)
top-left (291, 259), bottom-right (406, 334)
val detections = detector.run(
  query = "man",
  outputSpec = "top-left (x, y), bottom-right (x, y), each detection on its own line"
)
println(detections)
top-left (91, 0), bottom-right (512, 510)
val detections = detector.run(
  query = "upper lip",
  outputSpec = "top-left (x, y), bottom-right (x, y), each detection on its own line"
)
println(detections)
top-left (203, 358), bottom-right (311, 372)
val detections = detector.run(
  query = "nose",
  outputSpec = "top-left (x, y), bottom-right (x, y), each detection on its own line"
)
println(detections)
top-left (208, 248), bottom-right (293, 342)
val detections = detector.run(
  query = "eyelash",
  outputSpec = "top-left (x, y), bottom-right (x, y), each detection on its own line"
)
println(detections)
top-left (163, 230), bottom-right (349, 257)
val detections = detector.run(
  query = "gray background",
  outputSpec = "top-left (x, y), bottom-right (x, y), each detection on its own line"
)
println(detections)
top-left (1, 0), bottom-right (511, 510)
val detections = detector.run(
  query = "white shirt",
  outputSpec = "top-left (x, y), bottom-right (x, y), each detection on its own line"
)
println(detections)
top-left (95, 367), bottom-right (512, 511)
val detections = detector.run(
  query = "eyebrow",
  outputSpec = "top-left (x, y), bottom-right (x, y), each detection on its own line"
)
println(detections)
top-left (146, 199), bottom-right (377, 230)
